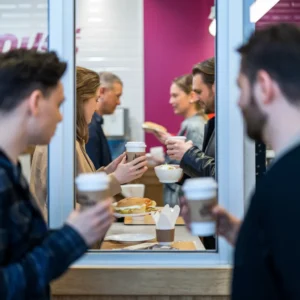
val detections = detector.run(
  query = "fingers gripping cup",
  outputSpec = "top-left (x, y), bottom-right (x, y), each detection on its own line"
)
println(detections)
top-left (75, 172), bottom-right (110, 210)
top-left (182, 178), bottom-right (217, 236)
top-left (125, 142), bottom-right (147, 162)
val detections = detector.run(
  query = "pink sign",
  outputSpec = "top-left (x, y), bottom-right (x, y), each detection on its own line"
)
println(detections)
top-left (0, 28), bottom-right (81, 53)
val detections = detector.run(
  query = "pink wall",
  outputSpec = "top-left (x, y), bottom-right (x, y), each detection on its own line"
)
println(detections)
top-left (144, 0), bottom-right (215, 149)
top-left (257, 0), bottom-right (300, 28)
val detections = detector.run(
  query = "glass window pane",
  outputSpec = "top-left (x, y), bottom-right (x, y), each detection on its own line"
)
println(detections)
top-left (255, 0), bottom-right (290, 177)
top-left (75, 0), bottom-right (216, 253)
top-left (0, 0), bottom-right (48, 223)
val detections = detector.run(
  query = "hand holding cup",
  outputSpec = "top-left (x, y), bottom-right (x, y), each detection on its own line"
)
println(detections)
top-left (166, 137), bottom-right (193, 161)
top-left (181, 178), bottom-right (241, 245)
top-left (182, 178), bottom-right (217, 236)
top-left (113, 155), bottom-right (148, 184)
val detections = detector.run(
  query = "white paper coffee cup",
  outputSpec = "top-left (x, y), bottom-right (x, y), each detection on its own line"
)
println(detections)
top-left (156, 228), bottom-right (175, 245)
top-left (125, 141), bottom-right (146, 152)
top-left (121, 184), bottom-right (145, 198)
top-left (167, 136), bottom-right (187, 142)
top-left (75, 172), bottom-right (109, 191)
top-left (125, 141), bottom-right (147, 162)
top-left (75, 172), bottom-right (110, 208)
top-left (150, 146), bottom-right (165, 161)
top-left (182, 178), bottom-right (217, 236)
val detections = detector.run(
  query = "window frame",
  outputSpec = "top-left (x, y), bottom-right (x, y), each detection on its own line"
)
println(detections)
top-left (48, 0), bottom-right (76, 228)
top-left (47, 0), bottom-right (255, 267)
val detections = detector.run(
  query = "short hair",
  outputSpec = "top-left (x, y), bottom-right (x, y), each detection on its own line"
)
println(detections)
top-left (172, 74), bottom-right (193, 94)
top-left (99, 71), bottom-right (123, 88)
top-left (76, 66), bottom-right (100, 143)
top-left (192, 58), bottom-right (215, 86)
top-left (237, 23), bottom-right (300, 105)
top-left (0, 49), bottom-right (66, 112)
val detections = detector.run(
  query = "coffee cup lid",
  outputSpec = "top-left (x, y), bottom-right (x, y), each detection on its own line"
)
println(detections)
top-left (125, 141), bottom-right (146, 148)
top-left (167, 136), bottom-right (187, 141)
top-left (182, 177), bottom-right (217, 191)
top-left (75, 172), bottom-right (110, 185)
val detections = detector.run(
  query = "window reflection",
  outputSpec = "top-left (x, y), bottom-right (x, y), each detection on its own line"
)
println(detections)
top-left (0, 0), bottom-right (48, 221)
top-left (75, 0), bottom-right (215, 252)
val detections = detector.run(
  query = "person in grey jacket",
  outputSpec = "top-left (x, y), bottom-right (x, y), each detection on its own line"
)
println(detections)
top-left (153, 74), bottom-right (207, 206)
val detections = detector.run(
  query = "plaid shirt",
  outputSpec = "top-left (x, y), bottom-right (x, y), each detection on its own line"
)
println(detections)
top-left (0, 150), bottom-right (87, 299)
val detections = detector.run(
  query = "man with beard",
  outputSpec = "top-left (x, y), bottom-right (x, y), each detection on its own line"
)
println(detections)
top-left (166, 58), bottom-right (216, 179)
top-left (166, 58), bottom-right (216, 250)
top-left (182, 23), bottom-right (300, 299)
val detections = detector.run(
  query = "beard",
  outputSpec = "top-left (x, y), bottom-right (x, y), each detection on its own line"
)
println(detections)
top-left (204, 91), bottom-right (215, 114)
top-left (241, 93), bottom-right (267, 143)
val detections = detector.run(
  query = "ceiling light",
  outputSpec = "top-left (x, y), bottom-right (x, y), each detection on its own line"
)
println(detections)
top-left (250, 0), bottom-right (280, 23)
top-left (208, 0), bottom-right (280, 37)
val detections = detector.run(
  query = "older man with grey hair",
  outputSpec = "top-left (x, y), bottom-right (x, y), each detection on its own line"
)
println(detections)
top-left (86, 72), bottom-right (123, 169)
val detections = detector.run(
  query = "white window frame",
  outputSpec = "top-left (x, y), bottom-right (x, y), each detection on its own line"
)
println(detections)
top-left (48, 0), bottom-right (76, 228)
top-left (47, 0), bottom-right (255, 267)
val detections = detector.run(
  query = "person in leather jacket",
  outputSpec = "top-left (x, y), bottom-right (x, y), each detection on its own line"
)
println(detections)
top-left (166, 58), bottom-right (216, 249)
top-left (166, 58), bottom-right (216, 180)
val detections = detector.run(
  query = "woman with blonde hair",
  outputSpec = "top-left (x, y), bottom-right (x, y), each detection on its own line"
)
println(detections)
top-left (30, 66), bottom-right (147, 219)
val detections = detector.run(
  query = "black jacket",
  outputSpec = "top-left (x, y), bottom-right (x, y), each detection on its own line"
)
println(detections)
top-left (180, 117), bottom-right (215, 178)
top-left (180, 117), bottom-right (266, 181)
top-left (232, 143), bottom-right (300, 300)
top-left (179, 117), bottom-right (216, 249)
top-left (86, 113), bottom-right (112, 169)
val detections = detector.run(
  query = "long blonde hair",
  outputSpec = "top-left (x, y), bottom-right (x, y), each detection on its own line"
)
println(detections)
top-left (76, 66), bottom-right (100, 143)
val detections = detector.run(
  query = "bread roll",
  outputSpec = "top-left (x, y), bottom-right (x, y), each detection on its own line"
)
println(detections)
top-left (142, 122), bottom-right (167, 133)
top-left (117, 197), bottom-right (148, 207)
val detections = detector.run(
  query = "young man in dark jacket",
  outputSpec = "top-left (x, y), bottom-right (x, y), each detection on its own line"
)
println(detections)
top-left (182, 23), bottom-right (300, 299)
top-left (0, 49), bottom-right (113, 299)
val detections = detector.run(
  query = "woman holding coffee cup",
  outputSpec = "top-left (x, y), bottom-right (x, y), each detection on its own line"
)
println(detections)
top-left (30, 67), bottom-right (147, 219)
top-left (151, 74), bottom-right (207, 206)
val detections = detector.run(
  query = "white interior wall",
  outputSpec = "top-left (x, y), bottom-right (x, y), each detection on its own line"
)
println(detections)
top-left (76, 0), bottom-right (145, 141)
top-left (0, 0), bottom-right (145, 181)
top-left (0, 0), bottom-right (48, 180)
top-left (0, 0), bottom-right (144, 143)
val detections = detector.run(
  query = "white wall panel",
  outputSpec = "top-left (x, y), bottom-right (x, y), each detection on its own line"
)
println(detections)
top-left (76, 0), bottom-right (145, 141)
top-left (0, 0), bottom-right (145, 142)
top-left (0, 0), bottom-right (48, 52)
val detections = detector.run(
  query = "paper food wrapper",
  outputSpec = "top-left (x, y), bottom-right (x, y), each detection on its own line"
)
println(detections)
top-left (151, 204), bottom-right (180, 229)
